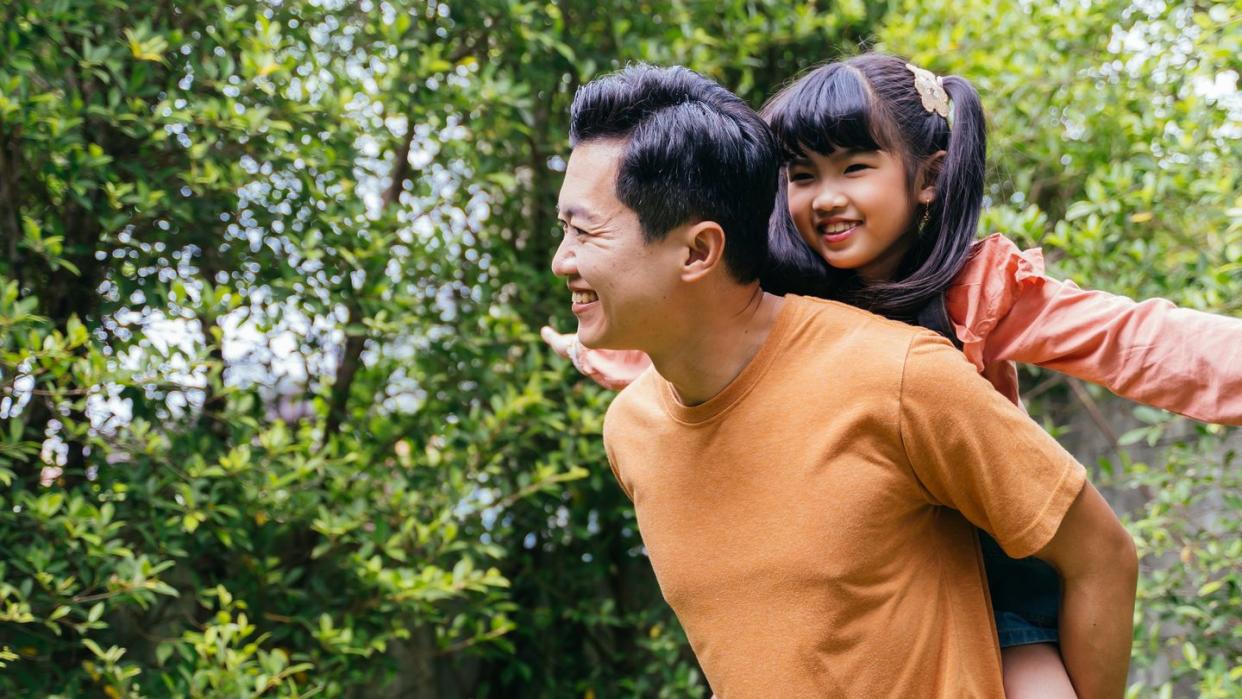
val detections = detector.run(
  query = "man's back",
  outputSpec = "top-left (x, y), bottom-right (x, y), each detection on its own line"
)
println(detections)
top-left (604, 295), bottom-right (1085, 697)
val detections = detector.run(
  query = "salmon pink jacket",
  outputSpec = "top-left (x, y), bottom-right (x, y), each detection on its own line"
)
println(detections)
top-left (569, 234), bottom-right (1242, 425)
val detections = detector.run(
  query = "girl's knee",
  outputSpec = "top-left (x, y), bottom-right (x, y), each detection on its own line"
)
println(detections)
top-left (1001, 643), bottom-right (1077, 699)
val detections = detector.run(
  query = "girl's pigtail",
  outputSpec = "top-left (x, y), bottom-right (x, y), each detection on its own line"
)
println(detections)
top-left (871, 72), bottom-right (988, 333)
top-left (927, 74), bottom-right (987, 285)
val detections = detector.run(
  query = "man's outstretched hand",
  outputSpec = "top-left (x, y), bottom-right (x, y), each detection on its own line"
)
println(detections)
top-left (540, 326), bottom-right (652, 391)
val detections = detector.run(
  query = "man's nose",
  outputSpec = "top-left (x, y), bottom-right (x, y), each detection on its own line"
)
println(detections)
top-left (551, 234), bottom-right (575, 278)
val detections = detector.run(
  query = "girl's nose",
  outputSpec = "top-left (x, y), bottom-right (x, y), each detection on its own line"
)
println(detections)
top-left (811, 184), bottom-right (847, 212)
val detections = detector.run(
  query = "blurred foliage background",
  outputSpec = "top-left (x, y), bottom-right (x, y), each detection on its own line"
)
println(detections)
top-left (0, 0), bottom-right (1237, 696)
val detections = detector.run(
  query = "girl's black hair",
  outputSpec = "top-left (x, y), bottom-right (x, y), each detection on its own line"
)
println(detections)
top-left (759, 53), bottom-right (987, 340)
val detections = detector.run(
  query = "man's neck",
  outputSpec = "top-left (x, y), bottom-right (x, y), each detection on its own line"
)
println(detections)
top-left (648, 287), bottom-right (786, 406)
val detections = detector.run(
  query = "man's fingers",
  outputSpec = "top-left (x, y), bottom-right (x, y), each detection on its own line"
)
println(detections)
top-left (541, 326), bottom-right (574, 358)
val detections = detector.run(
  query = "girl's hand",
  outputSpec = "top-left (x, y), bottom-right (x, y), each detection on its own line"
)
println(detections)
top-left (540, 326), bottom-right (652, 391)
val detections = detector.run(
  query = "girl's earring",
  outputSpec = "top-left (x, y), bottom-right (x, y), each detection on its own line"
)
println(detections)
top-left (918, 205), bottom-right (931, 234)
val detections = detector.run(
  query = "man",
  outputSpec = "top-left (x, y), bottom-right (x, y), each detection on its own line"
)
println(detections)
top-left (550, 64), bottom-right (1137, 697)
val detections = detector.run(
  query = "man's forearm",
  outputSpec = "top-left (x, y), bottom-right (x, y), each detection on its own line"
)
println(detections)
top-left (1058, 562), bottom-right (1138, 698)
top-left (1034, 481), bottom-right (1139, 699)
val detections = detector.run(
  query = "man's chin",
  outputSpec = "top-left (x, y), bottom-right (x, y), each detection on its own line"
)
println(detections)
top-left (578, 334), bottom-right (607, 350)
top-left (578, 327), bottom-right (622, 351)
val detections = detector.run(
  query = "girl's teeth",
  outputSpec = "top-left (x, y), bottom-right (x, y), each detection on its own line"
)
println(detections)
top-left (572, 291), bottom-right (598, 304)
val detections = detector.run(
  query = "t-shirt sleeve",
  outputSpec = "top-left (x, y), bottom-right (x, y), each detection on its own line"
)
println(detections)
top-left (602, 413), bottom-right (635, 502)
top-left (897, 333), bottom-right (1086, 558)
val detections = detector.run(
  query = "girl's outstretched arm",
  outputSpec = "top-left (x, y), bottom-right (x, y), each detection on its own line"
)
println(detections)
top-left (947, 235), bottom-right (1242, 424)
top-left (540, 326), bottom-right (652, 391)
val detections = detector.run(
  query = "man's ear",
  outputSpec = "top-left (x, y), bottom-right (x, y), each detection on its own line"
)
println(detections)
top-left (918, 150), bottom-right (947, 205)
top-left (680, 221), bottom-right (726, 282)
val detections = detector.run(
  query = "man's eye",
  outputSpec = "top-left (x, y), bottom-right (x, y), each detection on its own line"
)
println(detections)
top-left (558, 221), bottom-right (588, 238)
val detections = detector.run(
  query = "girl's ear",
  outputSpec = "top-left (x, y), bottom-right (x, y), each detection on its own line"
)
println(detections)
top-left (918, 150), bottom-right (947, 204)
top-left (681, 221), bottom-right (726, 282)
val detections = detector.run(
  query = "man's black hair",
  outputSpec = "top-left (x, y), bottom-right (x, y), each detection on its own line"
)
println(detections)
top-left (569, 64), bottom-right (779, 283)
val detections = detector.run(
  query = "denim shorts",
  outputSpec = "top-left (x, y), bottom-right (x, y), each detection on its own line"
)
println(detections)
top-left (978, 530), bottom-right (1061, 648)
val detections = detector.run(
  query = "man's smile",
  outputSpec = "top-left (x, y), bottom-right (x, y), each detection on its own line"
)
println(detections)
top-left (570, 287), bottom-right (600, 312)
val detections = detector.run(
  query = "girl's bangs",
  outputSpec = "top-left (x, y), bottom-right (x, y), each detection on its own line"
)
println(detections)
top-left (764, 65), bottom-right (887, 160)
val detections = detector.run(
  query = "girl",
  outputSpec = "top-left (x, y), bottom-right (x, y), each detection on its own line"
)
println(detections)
top-left (543, 53), bottom-right (1242, 696)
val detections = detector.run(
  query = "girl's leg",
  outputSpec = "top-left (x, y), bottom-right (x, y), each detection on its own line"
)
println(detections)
top-left (979, 530), bottom-right (1074, 697)
top-left (1001, 643), bottom-right (1077, 699)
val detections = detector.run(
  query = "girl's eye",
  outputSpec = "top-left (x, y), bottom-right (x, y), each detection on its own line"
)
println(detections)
top-left (844, 163), bottom-right (870, 174)
top-left (788, 171), bottom-right (813, 182)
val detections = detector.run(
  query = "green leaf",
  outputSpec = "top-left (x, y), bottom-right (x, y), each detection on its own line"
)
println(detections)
top-left (82, 638), bottom-right (106, 659)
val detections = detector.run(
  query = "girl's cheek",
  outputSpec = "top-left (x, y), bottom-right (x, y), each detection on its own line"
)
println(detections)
top-left (790, 206), bottom-right (812, 237)
top-left (787, 199), bottom-right (806, 227)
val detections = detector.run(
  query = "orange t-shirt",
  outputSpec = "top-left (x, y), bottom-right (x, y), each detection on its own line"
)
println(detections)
top-left (603, 295), bottom-right (1086, 697)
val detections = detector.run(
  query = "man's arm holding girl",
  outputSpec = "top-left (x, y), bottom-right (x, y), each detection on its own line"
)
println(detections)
top-left (898, 332), bottom-right (1137, 699)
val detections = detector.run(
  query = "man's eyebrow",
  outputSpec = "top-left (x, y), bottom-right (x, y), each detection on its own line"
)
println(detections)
top-left (556, 205), bottom-right (601, 225)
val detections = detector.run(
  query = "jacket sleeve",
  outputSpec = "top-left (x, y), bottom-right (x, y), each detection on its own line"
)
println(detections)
top-left (946, 234), bottom-right (1242, 425)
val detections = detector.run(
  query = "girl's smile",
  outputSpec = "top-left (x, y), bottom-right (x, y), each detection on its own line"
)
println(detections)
top-left (818, 219), bottom-right (861, 244)
top-left (786, 148), bottom-right (923, 282)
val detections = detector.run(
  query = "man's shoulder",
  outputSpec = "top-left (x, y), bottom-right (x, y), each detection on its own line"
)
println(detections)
top-left (603, 368), bottom-right (666, 440)
top-left (782, 295), bottom-right (937, 362)
top-left (897, 319), bottom-right (1017, 421)
top-left (783, 296), bottom-right (986, 407)
top-left (787, 294), bottom-right (919, 333)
